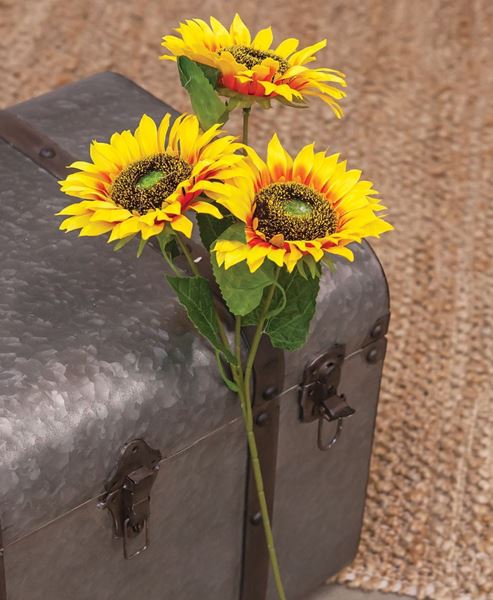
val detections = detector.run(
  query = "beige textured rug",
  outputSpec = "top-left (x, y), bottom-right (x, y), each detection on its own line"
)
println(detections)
top-left (2, 0), bottom-right (492, 598)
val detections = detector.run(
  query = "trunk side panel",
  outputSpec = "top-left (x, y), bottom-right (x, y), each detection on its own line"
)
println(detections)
top-left (4, 420), bottom-right (245, 600)
top-left (267, 343), bottom-right (386, 599)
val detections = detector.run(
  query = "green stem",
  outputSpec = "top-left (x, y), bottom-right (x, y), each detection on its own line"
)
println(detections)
top-left (244, 273), bottom-right (279, 407)
top-left (242, 107), bottom-right (251, 146)
top-left (234, 274), bottom-right (286, 600)
top-left (176, 234), bottom-right (200, 277)
top-left (161, 247), bottom-right (182, 277)
top-left (214, 351), bottom-right (238, 392)
top-left (235, 316), bottom-right (243, 382)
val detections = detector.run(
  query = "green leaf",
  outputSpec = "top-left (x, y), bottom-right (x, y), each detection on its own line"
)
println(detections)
top-left (322, 256), bottom-right (337, 273)
top-left (211, 224), bottom-right (275, 316)
top-left (167, 275), bottom-right (236, 364)
top-left (264, 270), bottom-right (320, 351)
top-left (156, 229), bottom-right (180, 259)
top-left (178, 56), bottom-right (228, 129)
top-left (113, 234), bottom-right (136, 251)
top-left (242, 278), bottom-right (287, 325)
top-left (296, 260), bottom-right (308, 279)
top-left (304, 254), bottom-right (321, 278)
top-left (197, 212), bottom-right (235, 250)
top-left (156, 228), bottom-right (174, 254)
top-left (136, 238), bottom-right (147, 258)
top-left (196, 63), bottom-right (221, 88)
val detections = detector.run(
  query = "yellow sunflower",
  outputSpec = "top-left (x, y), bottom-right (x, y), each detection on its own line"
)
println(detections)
top-left (211, 134), bottom-right (393, 273)
top-left (57, 113), bottom-right (243, 243)
top-left (160, 14), bottom-right (346, 117)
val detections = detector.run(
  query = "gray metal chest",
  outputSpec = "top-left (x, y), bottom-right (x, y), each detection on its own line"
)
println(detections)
top-left (0, 73), bottom-right (389, 600)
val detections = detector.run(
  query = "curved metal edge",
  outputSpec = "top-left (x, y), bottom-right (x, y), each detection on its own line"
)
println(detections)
top-left (0, 109), bottom-right (76, 180)
top-left (364, 239), bottom-right (391, 313)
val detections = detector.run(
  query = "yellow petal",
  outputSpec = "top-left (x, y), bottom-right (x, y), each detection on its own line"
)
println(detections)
top-left (141, 221), bottom-right (165, 240)
top-left (60, 214), bottom-right (92, 232)
top-left (283, 245), bottom-right (303, 271)
top-left (329, 169), bottom-right (362, 201)
top-left (110, 132), bottom-right (133, 169)
top-left (223, 245), bottom-right (250, 269)
top-left (157, 114), bottom-right (171, 151)
top-left (274, 37), bottom-right (299, 57)
top-left (108, 217), bottom-right (143, 242)
top-left (230, 14), bottom-right (251, 46)
top-left (266, 133), bottom-right (291, 180)
top-left (56, 200), bottom-right (113, 216)
top-left (214, 239), bottom-right (246, 252)
top-left (189, 201), bottom-right (223, 219)
top-left (246, 246), bottom-right (268, 272)
top-left (292, 143), bottom-right (315, 183)
top-left (139, 211), bottom-right (159, 226)
top-left (175, 114), bottom-right (200, 161)
top-left (89, 141), bottom-right (121, 173)
top-left (79, 221), bottom-right (114, 237)
top-left (360, 219), bottom-right (394, 237)
top-left (163, 200), bottom-right (183, 216)
top-left (267, 247), bottom-right (286, 267)
top-left (171, 215), bottom-right (193, 238)
top-left (134, 114), bottom-right (159, 157)
top-left (120, 130), bottom-right (142, 163)
top-left (90, 208), bottom-right (132, 222)
top-left (252, 27), bottom-right (273, 50)
top-left (306, 246), bottom-right (324, 261)
top-left (326, 246), bottom-right (354, 261)
top-left (210, 16), bottom-right (232, 46)
top-left (289, 39), bottom-right (327, 65)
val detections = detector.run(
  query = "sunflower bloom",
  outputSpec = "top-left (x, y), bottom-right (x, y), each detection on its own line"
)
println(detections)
top-left (161, 14), bottom-right (346, 117)
top-left (57, 113), bottom-right (243, 243)
top-left (211, 134), bottom-right (393, 273)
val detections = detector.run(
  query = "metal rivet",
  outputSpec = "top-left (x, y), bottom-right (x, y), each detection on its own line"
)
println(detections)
top-left (250, 512), bottom-right (262, 526)
top-left (39, 147), bottom-right (56, 159)
top-left (255, 411), bottom-right (269, 426)
top-left (262, 385), bottom-right (278, 400)
top-left (371, 322), bottom-right (383, 338)
top-left (366, 348), bottom-right (379, 364)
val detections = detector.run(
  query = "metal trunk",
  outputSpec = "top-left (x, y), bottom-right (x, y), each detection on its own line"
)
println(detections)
top-left (0, 73), bottom-right (389, 600)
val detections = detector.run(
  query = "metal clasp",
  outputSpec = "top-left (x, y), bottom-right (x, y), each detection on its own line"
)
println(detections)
top-left (98, 439), bottom-right (162, 560)
top-left (299, 346), bottom-right (355, 451)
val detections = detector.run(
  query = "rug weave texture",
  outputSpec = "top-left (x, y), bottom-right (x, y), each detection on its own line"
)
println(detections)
top-left (1, 0), bottom-right (492, 598)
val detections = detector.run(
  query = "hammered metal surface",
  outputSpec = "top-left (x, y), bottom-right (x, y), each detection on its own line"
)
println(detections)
top-left (4, 420), bottom-right (246, 600)
top-left (0, 74), bottom-right (240, 545)
top-left (282, 242), bottom-right (389, 391)
top-left (267, 342), bottom-right (387, 599)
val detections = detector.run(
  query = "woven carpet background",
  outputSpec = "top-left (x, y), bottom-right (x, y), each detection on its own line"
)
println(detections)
top-left (1, 0), bottom-right (492, 598)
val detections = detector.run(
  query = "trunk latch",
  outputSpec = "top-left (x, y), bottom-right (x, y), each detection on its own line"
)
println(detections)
top-left (98, 439), bottom-right (162, 559)
top-left (299, 345), bottom-right (355, 451)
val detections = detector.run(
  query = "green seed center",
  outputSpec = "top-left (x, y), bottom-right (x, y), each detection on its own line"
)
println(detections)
top-left (111, 154), bottom-right (192, 215)
top-left (136, 170), bottom-right (166, 190)
top-left (284, 199), bottom-right (313, 217)
top-left (220, 45), bottom-right (290, 74)
top-left (253, 182), bottom-right (337, 241)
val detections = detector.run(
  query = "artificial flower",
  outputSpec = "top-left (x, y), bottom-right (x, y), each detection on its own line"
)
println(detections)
top-left (161, 14), bottom-right (346, 116)
top-left (212, 134), bottom-right (393, 273)
top-left (57, 113), bottom-right (243, 243)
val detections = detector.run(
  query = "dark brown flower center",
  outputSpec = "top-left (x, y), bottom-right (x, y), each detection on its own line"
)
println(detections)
top-left (111, 154), bottom-right (192, 214)
top-left (253, 182), bottom-right (338, 241)
top-left (220, 45), bottom-right (289, 74)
